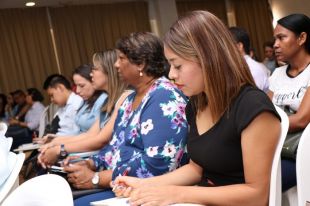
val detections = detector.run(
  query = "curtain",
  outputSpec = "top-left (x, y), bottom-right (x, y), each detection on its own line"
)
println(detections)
top-left (49, 2), bottom-right (150, 78)
top-left (233, 0), bottom-right (274, 61)
top-left (0, 8), bottom-right (58, 95)
top-left (176, 0), bottom-right (228, 25)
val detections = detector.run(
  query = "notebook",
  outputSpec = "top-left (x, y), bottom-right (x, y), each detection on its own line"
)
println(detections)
top-left (13, 143), bottom-right (40, 152)
top-left (90, 197), bottom-right (129, 206)
top-left (90, 197), bottom-right (204, 206)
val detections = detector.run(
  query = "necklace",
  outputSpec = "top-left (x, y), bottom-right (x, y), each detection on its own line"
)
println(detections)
top-left (132, 78), bottom-right (156, 110)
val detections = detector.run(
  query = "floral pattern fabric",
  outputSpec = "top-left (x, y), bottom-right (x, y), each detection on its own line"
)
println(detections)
top-left (91, 77), bottom-right (188, 179)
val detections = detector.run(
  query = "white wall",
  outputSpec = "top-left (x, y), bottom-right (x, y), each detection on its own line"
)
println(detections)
top-left (269, 0), bottom-right (310, 27)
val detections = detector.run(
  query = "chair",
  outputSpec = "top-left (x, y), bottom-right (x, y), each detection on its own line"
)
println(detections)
top-left (282, 124), bottom-right (310, 206)
top-left (0, 122), bottom-right (8, 137)
top-left (6, 137), bottom-right (13, 150)
top-left (0, 137), bottom-right (13, 187)
top-left (0, 152), bottom-right (25, 204)
top-left (13, 103), bottom-right (59, 153)
top-left (296, 123), bottom-right (310, 206)
top-left (282, 186), bottom-right (298, 206)
top-left (12, 106), bottom-right (49, 154)
top-left (38, 105), bottom-right (51, 138)
top-left (269, 106), bottom-right (289, 206)
top-left (38, 103), bottom-right (58, 138)
top-left (2, 174), bottom-right (73, 206)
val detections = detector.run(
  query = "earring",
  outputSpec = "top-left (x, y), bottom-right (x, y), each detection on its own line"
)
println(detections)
top-left (139, 71), bottom-right (143, 77)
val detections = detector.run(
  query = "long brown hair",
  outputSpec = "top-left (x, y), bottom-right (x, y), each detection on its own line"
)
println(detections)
top-left (92, 49), bottom-right (127, 115)
top-left (164, 10), bottom-right (255, 121)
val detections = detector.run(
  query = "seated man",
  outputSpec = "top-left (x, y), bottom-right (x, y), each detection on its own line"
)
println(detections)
top-left (229, 27), bottom-right (270, 92)
top-left (6, 90), bottom-right (31, 150)
top-left (263, 41), bottom-right (277, 74)
top-left (10, 89), bottom-right (29, 122)
top-left (43, 74), bottom-right (83, 136)
top-left (7, 88), bottom-right (45, 150)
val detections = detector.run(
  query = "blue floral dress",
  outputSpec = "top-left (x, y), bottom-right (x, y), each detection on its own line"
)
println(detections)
top-left (91, 77), bottom-right (188, 179)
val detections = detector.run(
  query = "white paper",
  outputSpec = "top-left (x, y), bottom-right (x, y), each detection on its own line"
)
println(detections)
top-left (90, 197), bottom-right (129, 206)
top-left (13, 143), bottom-right (40, 152)
top-left (90, 197), bottom-right (204, 206)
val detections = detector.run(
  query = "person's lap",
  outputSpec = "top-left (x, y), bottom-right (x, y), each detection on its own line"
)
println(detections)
top-left (281, 158), bottom-right (296, 192)
top-left (74, 189), bottom-right (115, 206)
top-left (6, 125), bottom-right (32, 150)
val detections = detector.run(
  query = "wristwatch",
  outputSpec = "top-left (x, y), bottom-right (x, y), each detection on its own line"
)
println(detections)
top-left (91, 172), bottom-right (100, 188)
top-left (59, 144), bottom-right (68, 159)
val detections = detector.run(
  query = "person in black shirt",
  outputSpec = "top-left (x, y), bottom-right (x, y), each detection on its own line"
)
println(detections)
top-left (112, 10), bottom-right (281, 206)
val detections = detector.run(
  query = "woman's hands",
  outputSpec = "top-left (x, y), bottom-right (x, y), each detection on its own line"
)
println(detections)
top-left (112, 176), bottom-right (180, 206)
top-left (129, 185), bottom-right (181, 206)
top-left (37, 134), bottom-right (60, 168)
top-left (37, 145), bottom-right (60, 168)
top-left (8, 118), bottom-right (19, 125)
top-left (112, 176), bottom-right (142, 197)
top-left (64, 158), bottom-right (95, 189)
top-left (34, 133), bottom-right (57, 145)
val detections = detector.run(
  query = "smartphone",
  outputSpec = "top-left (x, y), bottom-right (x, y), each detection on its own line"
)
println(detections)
top-left (50, 165), bottom-right (67, 174)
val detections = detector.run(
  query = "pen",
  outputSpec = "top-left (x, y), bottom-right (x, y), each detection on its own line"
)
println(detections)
top-left (122, 167), bottom-right (131, 176)
top-left (59, 157), bottom-right (87, 166)
top-left (112, 167), bottom-right (131, 191)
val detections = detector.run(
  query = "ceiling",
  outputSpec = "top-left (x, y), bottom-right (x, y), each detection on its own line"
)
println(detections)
top-left (0, 0), bottom-right (144, 9)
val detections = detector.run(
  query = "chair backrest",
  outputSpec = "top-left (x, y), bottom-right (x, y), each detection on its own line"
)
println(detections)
top-left (269, 106), bottom-right (289, 206)
top-left (38, 106), bottom-right (50, 138)
top-left (2, 174), bottom-right (74, 206)
top-left (0, 152), bottom-right (25, 204)
top-left (38, 103), bottom-right (59, 137)
top-left (296, 123), bottom-right (310, 206)
top-left (6, 137), bottom-right (13, 151)
top-left (0, 122), bottom-right (8, 137)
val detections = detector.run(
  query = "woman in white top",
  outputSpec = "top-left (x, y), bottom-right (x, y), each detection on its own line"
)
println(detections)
top-left (268, 13), bottom-right (310, 191)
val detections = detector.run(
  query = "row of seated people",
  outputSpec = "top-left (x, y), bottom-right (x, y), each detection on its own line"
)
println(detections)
top-left (1, 11), bottom-right (309, 206)
top-left (0, 90), bottom-right (30, 124)
top-left (0, 59), bottom-right (115, 151)
top-left (0, 89), bottom-right (45, 150)
top-left (38, 34), bottom-right (189, 205)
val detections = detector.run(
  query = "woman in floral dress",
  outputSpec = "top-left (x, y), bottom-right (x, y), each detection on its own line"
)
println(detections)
top-left (65, 32), bottom-right (188, 205)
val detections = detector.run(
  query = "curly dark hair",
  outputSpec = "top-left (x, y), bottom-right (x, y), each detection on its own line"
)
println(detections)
top-left (116, 32), bottom-right (168, 78)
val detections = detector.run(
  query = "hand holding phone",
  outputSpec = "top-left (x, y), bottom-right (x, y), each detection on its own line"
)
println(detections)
top-left (50, 165), bottom-right (67, 174)
top-left (62, 156), bottom-right (86, 166)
